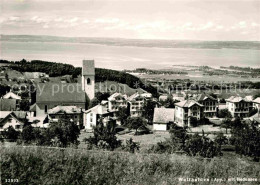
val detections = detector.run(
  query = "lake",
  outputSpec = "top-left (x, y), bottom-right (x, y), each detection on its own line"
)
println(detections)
top-left (1, 41), bottom-right (260, 71)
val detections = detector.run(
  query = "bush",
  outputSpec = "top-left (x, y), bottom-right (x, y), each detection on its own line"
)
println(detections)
top-left (48, 116), bottom-right (80, 148)
top-left (184, 133), bottom-right (222, 158)
top-left (86, 120), bottom-right (121, 150)
top-left (150, 125), bottom-right (222, 158)
top-left (2, 126), bottom-right (20, 141)
top-left (217, 108), bottom-right (232, 118)
top-left (122, 138), bottom-right (140, 153)
top-left (230, 121), bottom-right (260, 161)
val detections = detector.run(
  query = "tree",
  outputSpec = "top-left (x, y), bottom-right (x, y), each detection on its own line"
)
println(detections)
top-left (169, 124), bottom-right (189, 150)
top-left (221, 118), bottom-right (232, 134)
top-left (48, 115), bottom-right (80, 147)
top-left (2, 126), bottom-right (20, 141)
top-left (230, 121), bottom-right (260, 161)
top-left (5, 73), bottom-right (9, 80)
top-left (249, 108), bottom-right (258, 117)
top-left (253, 93), bottom-right (260, 99)
top-left (184, 133), bottom-right (221, 158)
top-left (95, 92), bottom-right (110, 102)
top-left (160, 96), bottom-right (176, 108)
top-left (89, 98), bottom-right (100, 108)
top-left (115, 107), bottom-right (129, 125)
top-left (214, 132), bottom-right (228, 150)
top-left (189, 116), bottom-right (198, 127)
top-left (126, 117), bottom-right (147, 135)
top-left (20, 100), bottom-right (30, 111)
top-left (122, 138), bottom-right (140, 153)
top-left (218, 108), bottom-right (232, 118)
top-left (86, 119), bottom-right (121, 150)
top-left (21, 125), bottom-right (36, 144)
top-left (143, 100), bottom-right (157, 124)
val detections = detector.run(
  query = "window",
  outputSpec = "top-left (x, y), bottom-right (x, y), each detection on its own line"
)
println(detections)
top-left (45, 105), bottom-right (48, 113)
top-left (87, 78), bottom-right (91, 85)
top-left (90, 118), bottom-right (93, 122)
top-left (15, 125), bottom-right (20, 129)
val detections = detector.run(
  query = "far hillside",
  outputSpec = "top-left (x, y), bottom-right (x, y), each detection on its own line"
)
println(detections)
top-left (0, 59), bottom-right (158, 97)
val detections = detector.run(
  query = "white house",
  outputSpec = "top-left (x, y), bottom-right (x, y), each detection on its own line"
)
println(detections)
top-left (226, 96), bottom-right (253, 118)
top-left (153, 107), bottom-right (175, 131)
top-left (108, 93), bottom-right (127, 113)
top-left (174, 100), bottom-right (204, 127)
top-left (47, 106), bottom-right (83, 126)
top-left (0, 111), bottom-right (27, 131)
top-left (83, 104), bottom-right (110, 130)
top-left (128, 92), bottom-right (146, 117)
top-left (193, 93), bottom-right (218, 118)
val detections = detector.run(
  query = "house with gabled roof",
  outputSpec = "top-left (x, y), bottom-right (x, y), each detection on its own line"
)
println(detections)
top-left (0, 111), bottom-right (28, 131)
top-left (3, 91), bottom-right (21, 100)
top-left (34, 83), bottom-right (86, 116)
top-left (226, 96), bottom-right (253, 118)
top-left (83, 104), bottom-right (111, 130)
top-left (193, 93), bottom-right (217, 118)
top-left (174, 100), bottom-right (204, 127)
top-left (107, 93), bottom-right (127, 113)
top-left (128, 92), bottom-right (145, 117)
top-left (153, 107), bottom-right (174, 131)
top-left (48, 106), bottom-right (83, 126)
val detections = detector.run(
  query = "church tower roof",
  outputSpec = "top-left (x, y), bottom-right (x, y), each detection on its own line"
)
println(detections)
top-left (82, 60), bottom-right (95, 76)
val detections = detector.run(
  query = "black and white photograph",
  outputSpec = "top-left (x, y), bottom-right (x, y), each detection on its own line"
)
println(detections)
top-left (0, 0), bottom-right (259, 184)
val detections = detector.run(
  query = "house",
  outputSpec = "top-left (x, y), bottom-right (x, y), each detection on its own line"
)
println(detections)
top-left (3, 91), bottom-right (21, 100)
top-left (159, 94), bottom-right (168, 102)
top-left (226, 96), bottom-right (253, 118)
top-left (0, 99), bottom-right (17, 111)
top-left (140, 92), bottom-right (152, 99)
top-left (2, 91), bottom-right (21, 110)
top-left (194, 93), bottom-right (217, 117)
top-left (128, 93), bottom-right (145, 117)
top-left (33, 60), bottom-right (95, 116)
top-left (34, 83), bottom-right (86, 116)
top-left (24, 72), bottom-right (48, 79)
top-left (48, 106), bottom-right (83, 126)
top-left (83, 104), bottom-right (110, 130)
top-left (0, 111), bottom-right (28, 131)
top-left (253, 97), bottom-right (260, 112)
top-left (108, 93), bottom-right (127, 113)
top-left (172, 93), bottom-right (185, 102)
top-left (174, 100), bottom-right (204, 127)
top-left (28, 115), bottom-right (49, 128)
top-left (153, 107), bottom-right (175, 131)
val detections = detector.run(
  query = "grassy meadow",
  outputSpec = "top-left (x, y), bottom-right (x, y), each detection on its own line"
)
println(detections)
top-left (1, 146), bottom-right (259, 185)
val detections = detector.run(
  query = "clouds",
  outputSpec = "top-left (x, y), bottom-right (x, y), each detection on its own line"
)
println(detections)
top-left (1, 0), bottom-right (260, 41)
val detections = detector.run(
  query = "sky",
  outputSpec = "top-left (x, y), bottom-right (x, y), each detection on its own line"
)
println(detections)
top-left (0, 0), bottom-right (260, 41)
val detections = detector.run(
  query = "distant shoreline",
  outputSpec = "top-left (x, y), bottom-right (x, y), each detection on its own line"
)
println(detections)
top-left (1, 34), bottom-right (260, 50)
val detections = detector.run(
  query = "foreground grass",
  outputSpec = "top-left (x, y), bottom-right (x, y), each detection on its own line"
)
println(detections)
top-left (1, 147), bottom-right (259, 185)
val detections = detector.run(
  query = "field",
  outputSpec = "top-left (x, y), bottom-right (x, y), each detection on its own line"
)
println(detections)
top-left (1, 146), bottom-right (259, 185)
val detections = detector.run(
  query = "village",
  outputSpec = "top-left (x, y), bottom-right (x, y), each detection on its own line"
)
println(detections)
top-left (1, 60), bottom-right (260, 147)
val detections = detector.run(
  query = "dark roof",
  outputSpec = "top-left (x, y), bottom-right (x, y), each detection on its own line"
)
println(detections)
top-left (82, 60), bottom-right (95, 76)
top-left (0, 111), bottom-right (26, 126)
top-left (195, 94), bottom-right (217, 101)
top-left (175, 100), bottom-right (203, 108)
top-left (36, 83), bottom-right (86, 103)
top-left (0, 99), bottom-right (16, 111)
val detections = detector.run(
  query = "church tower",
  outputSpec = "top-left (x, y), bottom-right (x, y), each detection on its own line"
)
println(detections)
top-left (82, 60), bottom-right (95, 100)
